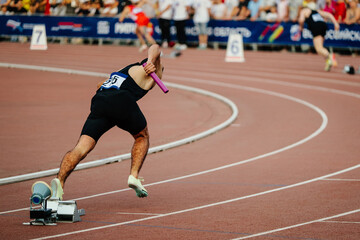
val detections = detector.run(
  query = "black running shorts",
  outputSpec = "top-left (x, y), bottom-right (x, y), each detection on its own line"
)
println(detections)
top-left (81, 90), bottom-right (147, 141)
top-left (310, 22), bottom-right (327, 37)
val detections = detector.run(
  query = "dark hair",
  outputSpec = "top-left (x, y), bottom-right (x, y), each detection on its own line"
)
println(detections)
top-left (122, 0), bottom-right (132, 6)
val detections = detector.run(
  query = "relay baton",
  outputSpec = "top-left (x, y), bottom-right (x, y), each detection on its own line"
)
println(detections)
top-left (142, 63), bottom-right (169, 93)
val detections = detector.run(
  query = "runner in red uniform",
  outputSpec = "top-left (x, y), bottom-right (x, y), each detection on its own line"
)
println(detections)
top-left (119, 0), bottom-right (156, 52)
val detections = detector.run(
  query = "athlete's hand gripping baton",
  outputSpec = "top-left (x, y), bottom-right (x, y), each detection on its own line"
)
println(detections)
top-left (142, 63), bottom-right (169, 93)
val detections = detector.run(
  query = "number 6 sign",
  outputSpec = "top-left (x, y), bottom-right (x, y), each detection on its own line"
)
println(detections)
top-left (225, 33), bottom-right (245, 63)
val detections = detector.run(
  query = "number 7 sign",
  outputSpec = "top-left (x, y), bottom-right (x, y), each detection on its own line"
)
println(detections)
top-left (30, 25), bottom-right (48, 50)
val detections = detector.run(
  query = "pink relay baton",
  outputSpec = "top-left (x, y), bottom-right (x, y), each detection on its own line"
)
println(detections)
top-left (142, 63), bottom-right (169, 93)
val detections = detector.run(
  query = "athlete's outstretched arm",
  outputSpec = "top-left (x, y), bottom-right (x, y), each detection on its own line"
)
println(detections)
top-left (136, 0), bottom-right (148, 8)
top-left (298, 8), bottom-right (308, 32)
top-left (318, 10), bottom-right (340, 30)
top-left (143, 44), bottom-right (161, 76)
top-left (146, 44), bottom-right (161, 64)
top-left (119, 6), bottom-right (130, 22)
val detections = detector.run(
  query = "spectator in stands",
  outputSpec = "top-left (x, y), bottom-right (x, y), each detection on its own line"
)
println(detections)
top-left (8, 0), bottom-right (28, 13)
top-left (317, 0), bottom-right (325, 9)
top-left (288, 0), bottom-right (302, 22)
top-left (1, 0), bottom-right (10, 13)
top-left (75, 0), bottom-right (92, 15)
top-left (29, 0), bottom-right (47, 14)
top-left (211, 0), bottom-right (228, 19)
top-left (155, 0), bottom-right (172, 48)
top-left (119, 0), bottom-right (156, 52)
top-left (334, 0), bottom-right (347, 22)
top-left (344, 0), bottom-right (360, 24)
top-left (0, 0), bottom-right (10, 14)
top-left (258, 0), bottom-right (276, 20)
top-left (119, 0), bottom-right (128, 12)
top-left (322, 0), bottom-right (336, 16)
top-left (90, 0), bottom-right (102, 16)
top-left (265, 4), bottom-right (277, 21)
top-left (231, 0), bottom-right (250, 20)
top-left (118, 0), bottom-right (126, 13)
top-left (224, 0), bottom-right (238, 19)
top-left (247, 0), bottom-right (263, 21)
top-left (0, 5), bottom-right (8, 14)
top-left (64, 0), bottom-right (79, 15)
top-left (188, 0), bottom-right (212, 49)
top-left (142, 0), bottom-right (156, 18)
top-left (302, 0), bottom-right (310, 7)
top-left (0, 0), bottom-right (9, 7)
top-left (50, 0), bottom-right (66, 15)
top-left (22, 0), bottom-right (31, 11)
top-left (276, 0), bottom-right (289, 22)
top-left (172, 0), bottom-right (189, 50)
top-left (101, 0), bottom-right (118, 16)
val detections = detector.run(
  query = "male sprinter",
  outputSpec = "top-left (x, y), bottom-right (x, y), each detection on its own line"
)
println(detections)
top-left (51, 44), bottom-right (164, 200)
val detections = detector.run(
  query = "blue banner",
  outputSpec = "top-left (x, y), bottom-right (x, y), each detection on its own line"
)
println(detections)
top-left (1, 15), bottom-right (359, 48)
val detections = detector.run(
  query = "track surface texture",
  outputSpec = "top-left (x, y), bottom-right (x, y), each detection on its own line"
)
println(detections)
top-left (0, 42), bottom-right (359, 240)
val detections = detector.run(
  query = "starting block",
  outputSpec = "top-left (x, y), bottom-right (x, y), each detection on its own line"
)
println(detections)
top-left (47, 199), bottom-right (85, 223)
top-left (24, 198), bottom-right (85, 225)
top-left (23, 181), bottom-right (85, 226)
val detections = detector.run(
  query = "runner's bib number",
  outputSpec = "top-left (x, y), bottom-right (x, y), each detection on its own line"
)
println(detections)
top-left (312, 13), bottom-right (324, 22)
top-left (100, 72), bottom-right (127, 90)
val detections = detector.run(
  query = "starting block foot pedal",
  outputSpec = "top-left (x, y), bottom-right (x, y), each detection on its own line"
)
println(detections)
top-left (56, 200), bottom-right (84, 223)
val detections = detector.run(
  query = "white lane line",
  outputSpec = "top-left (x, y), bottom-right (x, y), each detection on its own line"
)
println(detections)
top-left (28, 66), bottom-right (360, 239)
top-left (166, 74), bottom-right (360, 99)
top-left (31, 165), bottom-right (360, 240)
top-left (0, 72), bottom-right (328, 215)
top-left (0, 63), bottom-right (238, 185)
top-left (115, 212), bottom-right (163, 216)
top-left (166, 67), bottom-right (360, 87)
top-left (321, 220), bottom-right (360, 224)
top-left (320, 178), bottom-right (360, 182)
top-left (2, 63), bottom-right (358, 240)
top-left (232, 209), bottom-right (360, 240)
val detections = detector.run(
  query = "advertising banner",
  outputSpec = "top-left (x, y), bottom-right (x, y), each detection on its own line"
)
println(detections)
top-left (1, 15), bottom-right (359, 48)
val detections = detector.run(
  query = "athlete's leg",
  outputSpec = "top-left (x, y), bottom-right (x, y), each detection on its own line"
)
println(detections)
top-left (313, 35), bottom-right (329, 59)
top-left (127, 127), bottom-right (149, 198)
top-left (57, 135), bottom-right (96, 188)
top-left (313, 35), bottom-right (334, 71)
top-left (138, 26), bottom-right (156, 45)
top-left (130, 126), bottom-right (149, 178)
top-left (135, 26), bottom-right (146, 46)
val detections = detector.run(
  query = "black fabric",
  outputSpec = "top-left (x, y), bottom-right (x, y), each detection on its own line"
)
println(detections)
top-left (305, 10), bottom-right (328, 37)
top-left (81, 60), bottom-right (149, 141)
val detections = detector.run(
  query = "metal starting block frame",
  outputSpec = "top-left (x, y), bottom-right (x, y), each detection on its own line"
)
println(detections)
top-left (24, 198), bottom-right (85, 226)
top-left (48, 198), bottom-right (85, 223)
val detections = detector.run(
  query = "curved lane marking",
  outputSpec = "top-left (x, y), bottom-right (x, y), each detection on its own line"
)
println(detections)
top-left (168, 67), bottom-right (360, 88)
top-left (3, 63), bottom-right (359, 240)
top-left (166, 73), bottom-right (360, 99)
top-left (31, 164), bottom-right (360, 240)
top-left (0, 63), bottom-right (329, 216)
top-left (232, 208), bottom-right (360, 239)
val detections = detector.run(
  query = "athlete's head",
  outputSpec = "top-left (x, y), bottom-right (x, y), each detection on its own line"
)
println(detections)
top-left (122, 0), bottom-right (132, 6)
top-left (306, 2), bottom-right (316, 10)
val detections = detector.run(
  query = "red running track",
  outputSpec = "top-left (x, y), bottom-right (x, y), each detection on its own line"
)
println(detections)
top-left (0, 42), bottom-right (359, 240)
